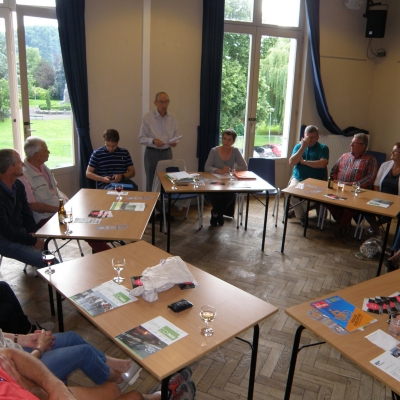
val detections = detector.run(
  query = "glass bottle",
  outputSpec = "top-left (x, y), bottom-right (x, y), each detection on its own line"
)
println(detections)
top-left (58, 199), bottom-right (66, 224)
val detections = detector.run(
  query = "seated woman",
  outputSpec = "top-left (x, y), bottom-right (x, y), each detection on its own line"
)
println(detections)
top-left (204, 129), bottom-right (247, 226)
top-left (365, 143), bottom-right (400, 239)
top-left (0, 281), bottom-right (141, 390)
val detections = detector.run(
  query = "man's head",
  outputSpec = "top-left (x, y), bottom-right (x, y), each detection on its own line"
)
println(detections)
top-left (154, 92), bottom-right (170, 117)
top-left (350, 133), bottom-right (369, 157)
top-left (103, 129), bottom-right (120, 153)
top-left (304, 125), bottom-right (319, 147)
top-left (24, 137), bottom-right (50, 165)
top-left (0, 149), bottom-right (23, 178)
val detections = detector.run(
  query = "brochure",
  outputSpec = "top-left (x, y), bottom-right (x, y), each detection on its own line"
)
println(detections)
top-left (115, 316), bottom-right (188, 360)
top-left (168, 135), bottom-right (183, 144)
top-left (311, 295), bottom-right (377, 332)
top-left (165, 171), bottom-right (194, 182)
top-left (88, 210), bottom-right (113, 218)
top-left (110, 202), bottom-right (146, 211)
top-left (70, 280), bottom-right (136, 317)
top-left (233, 170), bottom-right (258, 180)
top-left (323, 194), bottom-right (347, 201)
top-left (74, 217), bottom-right (102, 224)
top-left (362, 292), bottom-right (400, 315)
top-left (367, 198), bottom-right (393, 208)
top-left (371, 347), bottom-right (400, 381)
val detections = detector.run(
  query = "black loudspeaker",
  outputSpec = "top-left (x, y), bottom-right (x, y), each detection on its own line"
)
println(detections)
top-left (365, 10), bottom-right (387, 38)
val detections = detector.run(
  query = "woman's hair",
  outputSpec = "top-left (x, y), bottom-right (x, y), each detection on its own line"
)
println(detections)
top-left (103, 129), bottom-right (120, 143)
top-left (394, 142), bottom-right (400, 149)
top-left (221, 129), bottom-right (237, 142)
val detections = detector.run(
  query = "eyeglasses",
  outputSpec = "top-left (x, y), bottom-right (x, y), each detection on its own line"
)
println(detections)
top-left (391, 150), bottom-right (400, 154)
top-left (156, 100), bottom-right (170, 105)
top-left (351, 142), bottom-right (364, 146)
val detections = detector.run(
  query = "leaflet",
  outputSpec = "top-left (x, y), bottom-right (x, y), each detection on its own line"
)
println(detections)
top-left (168, 135), bottom-right (183, 144)
top-left (371, 347), bottom-right (400, 381)
top-left (110, 202), bottom-right (146, 211)
top-left (70, 280), bottom-right (136, 317)
top-left (367, 198), bottom-right (393, 208)
top-left (115, 316), bottom-right (187, 360)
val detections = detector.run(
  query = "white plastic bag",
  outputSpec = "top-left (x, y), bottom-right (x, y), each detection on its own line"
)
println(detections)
top-left (130, 256), bottom-right (198, 302)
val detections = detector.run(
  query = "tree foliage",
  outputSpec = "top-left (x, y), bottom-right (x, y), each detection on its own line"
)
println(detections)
top-left (33, 58), bottom-right (55, 89)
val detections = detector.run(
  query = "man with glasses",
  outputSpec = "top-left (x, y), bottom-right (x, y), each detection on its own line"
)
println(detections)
top-left (287, 125), bottom-right (329, 226)
top-left (86, 129), bottom-right (137, 190)
top-left (138, 92), bottom-right (179, 192)
top-left (327, 133), bottom-right (378, 237)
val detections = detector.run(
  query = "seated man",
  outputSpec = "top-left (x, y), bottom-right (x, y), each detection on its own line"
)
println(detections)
top-left (86, 129), bottom-right (138, 190)
top-left (326, 133), bottom-right (378, 237)
top-left (19, 137), bottom-right (110, 253)
top-left (287, 125), bottom-right (329, 226)
top-left (0, 149), bottom-right (49, 268)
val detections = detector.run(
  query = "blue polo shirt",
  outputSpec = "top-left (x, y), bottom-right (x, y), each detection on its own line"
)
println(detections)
top-left (88, 146), bottom-right (134, 189)
top-left (292, 141), bottom-right (329, 181)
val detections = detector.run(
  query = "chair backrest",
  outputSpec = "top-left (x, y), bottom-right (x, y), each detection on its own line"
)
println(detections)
top-left (166, 166), bottom-right (180, 173)
top-left (366, 150), bottom-right (386, 169)
top-left (247, 157), bottom-right (276, 187)
top-left (151, 159), bottom-right (187, 192)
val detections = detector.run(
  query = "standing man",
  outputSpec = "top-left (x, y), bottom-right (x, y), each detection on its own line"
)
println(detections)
top-left (0, 149), bottom-right (45, 268)
top-left (287, 125), bottom-right (329, 225)
top-left (138, 92), bottom-right (179, 192)
top-left (327, 133), bottom-right (378, 236)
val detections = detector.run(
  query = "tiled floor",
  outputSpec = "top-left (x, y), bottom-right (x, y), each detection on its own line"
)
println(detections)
top-left (1, 197), bottom-right (396, 399)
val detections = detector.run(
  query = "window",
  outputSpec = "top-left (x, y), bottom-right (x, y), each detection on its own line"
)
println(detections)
top-left (222, 0), bottom-right (303, 160)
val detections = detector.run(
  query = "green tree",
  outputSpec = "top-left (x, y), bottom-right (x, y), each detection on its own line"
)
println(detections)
top-left (0, 33), bottom-right (8, 79)
top-left (33, 58), bottom-right (55, 90)
top-left (0, 78), bottom-right (10, 121)
top-left (45, 90), bottom-right (51, 110)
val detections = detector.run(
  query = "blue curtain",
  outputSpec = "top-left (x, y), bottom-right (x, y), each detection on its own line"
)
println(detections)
top-left (306, 0), bottom-right (369, 137)
top-left (56, 0), bottom-right (94, 188)
top-left (198, 0), bottom-right (225, 171)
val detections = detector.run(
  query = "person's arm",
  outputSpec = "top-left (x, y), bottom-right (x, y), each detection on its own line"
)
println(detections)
top-left (86, 166), bottom-right (112, 185)
top-left (28, 202), bottom-right (59, 214)
top-left (233, 148), bottom-right (247, 171)
top-left (358, 156), bottom-right (378, 189)
top-left (0, 348), bottom-right (75, 399)
top-left (298, 158), bottom-right (328, 169)
top-left (138, 116), bottom-right (155, 146)
top-left (5, 330), bottom-right (54, 358)
top-left (204, 149), bottom-right (217, 173)
top-left (111, 165), bottom-right (135, 182)
top-left (289, 139), bottom-right (308, 166)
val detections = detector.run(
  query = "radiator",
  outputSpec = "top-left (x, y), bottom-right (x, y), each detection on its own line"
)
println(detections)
top-left (318, 133), bottom-right (353, 173)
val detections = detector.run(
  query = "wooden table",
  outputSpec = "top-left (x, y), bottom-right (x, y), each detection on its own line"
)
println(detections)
top-left (158, 172), bottom-right (276, 252)
top-left (281, 178), bottom-right (400, 276)
top-left (38, 241), bottom-right (278, 400)
top-left (284, 269), bottom-right (400, 399)
top-left (35, 189), bottom-right (159, 244)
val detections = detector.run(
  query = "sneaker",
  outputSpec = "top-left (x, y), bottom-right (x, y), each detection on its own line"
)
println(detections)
top-left (287, 209), bottom-right (295, 219)
top-left (121, 360), bottom-right (142, 385)
top-left (172, 380), bottom-right (196, 400)
top-left (36, 321), bottom-right (55, 331)
top-left (168, 367), bottom-right (192, 396)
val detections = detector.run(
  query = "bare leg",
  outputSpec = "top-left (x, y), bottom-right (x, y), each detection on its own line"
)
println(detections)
top-left (70, 382), bottom-right (120, 400)
top-left (388, 249), bottom-right (400, 264)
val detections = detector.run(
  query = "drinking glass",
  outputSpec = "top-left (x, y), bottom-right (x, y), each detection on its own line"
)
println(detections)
top-left (170, 176), bottom-right (178, 190)
top-left (390, 312), bottom-right (400, 336)
top-left (115, 184), bottom-right (123, 200)
top-left (353, 181), bottom-right (361, 196)
top-left (42, 250), bottom-right (55, 275)
top-left (192, 174), bottom-right (200, 189)
top-left (112, 257), bottom-right (125, 283)
top-left (229, 168), bottom-right (235, 181)
top-left (199, 305), bottom-right (216, 336)
top-left (337, 180), bottom-right (345, 191)
top-left (63, 208), bottom-right (73, 235)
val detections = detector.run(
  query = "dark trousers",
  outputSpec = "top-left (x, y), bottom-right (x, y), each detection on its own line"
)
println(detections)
top-left (208, 193), bottom-right (236, 217)
top-left (0, 281), bottom-right (31, 334)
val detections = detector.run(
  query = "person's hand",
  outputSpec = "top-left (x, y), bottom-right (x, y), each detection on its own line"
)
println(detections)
top-left (153, 138), bottom-right (165, 148)
top-left (300, 136), bottom-right (310, 148)
top-left (29, 330), bottom-right (55, 352)
top-left (221, 165), bottom-right (230, 174)
top-left (104, 175), bottom-right (113, 183)
top-left (34, 239), bottom-right (45, 251)
top-left (169, 142), bottom-right (177, 148)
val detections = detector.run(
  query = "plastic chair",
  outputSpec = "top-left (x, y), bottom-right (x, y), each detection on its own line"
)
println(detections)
top-left (237, 158), bottom-right (280, 228)
top-left (153, 159), bottom-right (204, 233)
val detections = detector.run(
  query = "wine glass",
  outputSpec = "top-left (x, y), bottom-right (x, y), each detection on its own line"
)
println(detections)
top-left (229, 167), bottom-right (236, 181)
top-left (42, 250), bottom-right (55, 275)
top-left (170, 176), bottom-right (178, 190)
top-left (63, 208), bottom-right (73, 235)
top-left (199, 305), bottom-right (216, 336)
top-left (115, 184), bottom-right (123, 200)
top-left (112, 257), bottom-right (125, 283)
top-left (192, 174), bottom-right (200, 189)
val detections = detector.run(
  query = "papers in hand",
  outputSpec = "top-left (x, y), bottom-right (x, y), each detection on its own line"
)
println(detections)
top-left (168, 135), bottom-right (183, 145)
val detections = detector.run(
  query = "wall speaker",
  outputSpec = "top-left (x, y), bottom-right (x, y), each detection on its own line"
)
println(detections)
top-left (365, 9), bottom-right (387, 38)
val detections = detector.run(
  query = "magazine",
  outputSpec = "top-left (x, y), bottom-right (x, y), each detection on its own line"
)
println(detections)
top-left (362, 292), bottom-right (400, 315)
top-left (311, 295), bottom-right (377, 332)
top-left (165, 171), bottom-right (194, 182)
top-left (323, 194), bottom-right (347, 201)
top-left (70, 280), bottom-right (136, 317)
top-left (110, 202), bottom-right (146, 211)
top-left (367, 198), bottom-right (393, 208)
top-left (115, 316), bottom-right (188, 360)
top-left (88, 210), bottom-right (113, 218)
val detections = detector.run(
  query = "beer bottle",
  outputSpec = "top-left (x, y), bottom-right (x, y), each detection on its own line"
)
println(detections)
top-left (58, 199), bottom-right (66, 224)
top-left (327, 172), bottom-right (334, 189)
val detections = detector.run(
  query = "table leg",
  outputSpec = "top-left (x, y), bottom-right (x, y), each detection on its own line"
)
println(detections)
top-left (151, 209), bottom-right (155, 245)
top-left (160, 187), bottom-right (164, 233)
top-left (303, 200), bottom-right (310, 237)
top-left (244, 193), bottom-right (250, 231)
top-left (261, 193), bottom-right (269, 252)
top-left (56, 290), bottom-right (64, 332)
top-left (281, 195), bottom-right (291, 253)
top-left (48, 284), bottom-right (55, 316)
top-left (248, 324), bottom-right (259, 400)
top-left (161, 376), bottom-right (169, 400)
top-left (377, 218), bottom-right (392, 277)
top-left (44, 237), bottom-right (51, 251)
top-left (167, 193), bottom-right (171, 253)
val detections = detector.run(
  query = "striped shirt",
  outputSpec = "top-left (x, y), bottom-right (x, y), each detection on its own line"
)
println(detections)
top-left (88, 146), bottom-right (133, 189)
top-left (138, 109), bottom-right (179, 149)
top-left (332, 152), bottom-right (377, 189)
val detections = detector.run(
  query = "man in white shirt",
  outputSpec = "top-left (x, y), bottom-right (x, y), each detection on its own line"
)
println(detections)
top-left (138, 92), bottom-right (179, 191)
